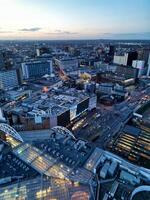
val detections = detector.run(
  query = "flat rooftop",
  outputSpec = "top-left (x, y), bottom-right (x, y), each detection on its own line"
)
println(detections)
top-left (3, 88), bottom-right (90, 117)
top-left (136, 101), bottom-right (150, 121)
top-left (107, 125), bottom-right (150, 169)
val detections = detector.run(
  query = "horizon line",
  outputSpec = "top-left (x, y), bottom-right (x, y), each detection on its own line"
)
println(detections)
top-left (0, 38), bottom-right (150, 41)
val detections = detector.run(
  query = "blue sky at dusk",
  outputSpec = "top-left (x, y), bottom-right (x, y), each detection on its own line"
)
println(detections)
top-left (0, 0), bottom-right (149, 39)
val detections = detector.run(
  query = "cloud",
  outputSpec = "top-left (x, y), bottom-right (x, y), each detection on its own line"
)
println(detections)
top-left (63, 31), bottom-right (78, 34)
top-left (47, 29), bottom-right (78, 35)
top-left (0, 31), bottom-right (12, 33)
top-left (19, 27), bottom-right (42, 32)
top-left (55, 30), bottom-right (62, 33)
top-left (0, 30), bottom-right (13, 34)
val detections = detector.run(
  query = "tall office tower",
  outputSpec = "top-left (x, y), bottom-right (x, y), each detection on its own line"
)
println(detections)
top-left (138, 49), bottom-right (150, 66)
top-left (16, 68), bottom-right (23, 85)
top-left (113, 53), bottom-right (128, 66)
top-left (146, 53), bottom-right (150, 77)
top-left (0, 69), bottom-right (19, 90)
top-left (0, 108), bottom-right (6, 122)
top-left (132, 60), bottom-right (145, 77)
top-left (36, 48), bottom-right (40, 57)
top-left (21, 60), bottom-right (53, 80)
top-left (114, 51), bottom-right (138, 66)
top-left (0, 52), bottom-right (5, 69)
top-left (127, 51), bottom-right (138, 66)
top-left (109, 45), bottom-right (115, 56)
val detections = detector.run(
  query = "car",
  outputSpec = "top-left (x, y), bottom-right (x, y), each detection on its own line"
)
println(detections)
top-left (82, 123), bottom-right (88, 128)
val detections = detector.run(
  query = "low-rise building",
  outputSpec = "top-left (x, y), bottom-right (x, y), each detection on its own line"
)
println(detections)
top-left (55, 57), bottom-right (78, 72)
top-left (3, 88), bottom-right (97, 131)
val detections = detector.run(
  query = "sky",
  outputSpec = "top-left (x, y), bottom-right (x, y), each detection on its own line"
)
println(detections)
top-left (0, 0), bottom-right (150, 40)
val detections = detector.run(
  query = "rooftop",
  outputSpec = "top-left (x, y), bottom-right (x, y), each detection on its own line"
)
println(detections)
top-left (107, 125), bottom-right (150, 169)
top-left (3, 88), bottom-right (90, 117)
top-left (136, 100), bottom-right (150, 121)
top-left (1, 122), bottom-right (150, 200)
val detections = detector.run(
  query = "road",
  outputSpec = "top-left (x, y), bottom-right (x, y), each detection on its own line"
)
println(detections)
top-left (74, 86), bottom-right (150, 148)
top-left (19, 86), bottom-right (150, 146)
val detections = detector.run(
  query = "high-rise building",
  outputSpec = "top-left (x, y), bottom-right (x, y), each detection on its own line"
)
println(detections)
top-left (0, 52), bottom-right (5, 69)
top-left (127, 51), bottom-right (138, 66)
top-left (146, 53), bottom-right (150, 76)
top-left (36, 49), bottom-right (40, 57)
top-left (0, 69), bottom-right (19, 90)
top-left (109, 45), bottom-right (115, 56)
top-left (138, 49), bottom-right (150, 66)
top-left (132, 60), bottom-right (145, 77)
top-left (113, 53), bottom-right (128, 66)
top-left (113, 52), bottom-right (138, 66)
top-left (21, 60), bottom-right (53, 79)
top-left (0, 108), bottom-right (6, 122)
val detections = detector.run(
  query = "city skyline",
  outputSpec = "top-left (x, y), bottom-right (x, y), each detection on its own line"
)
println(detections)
top-left (0, 1), bottom-right (150, 197)
top-left (0, 0), bottom-right (150, 40)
